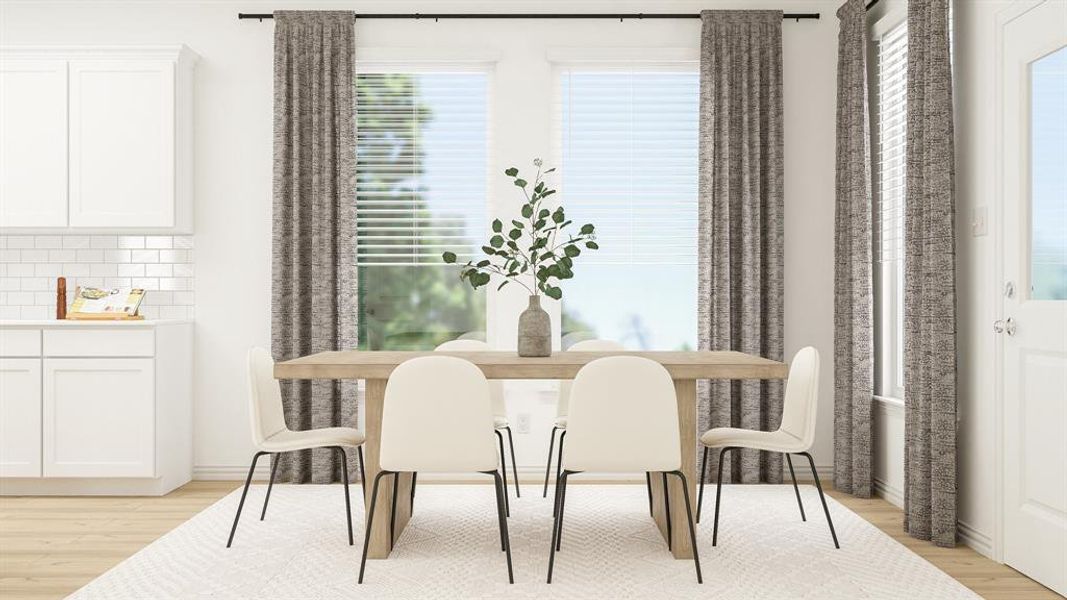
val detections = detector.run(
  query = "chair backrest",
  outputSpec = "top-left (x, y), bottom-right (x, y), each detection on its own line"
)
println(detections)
top-left (777, 346), bottom-right (820, 446)
top-left (556, 339), bottom-right (625, 419)
top-left (434, 339), bottom-right (504, 419)
top-left (563, 356), bottom-right (680, 472)
top-left (247, 347), bottom-right (289, 449)
top-left (380, 355), bottom-right (498, 472)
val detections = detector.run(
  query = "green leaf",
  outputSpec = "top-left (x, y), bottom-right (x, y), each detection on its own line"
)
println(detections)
top-left (544, 286), bottom-right (563, 300)
top-left (552, 208), bottom-right (565, 224)
top-left (476, 259), bottom-right (490, 268)
top-left (497, 280), bottom-right (510, 291)
top-left (514, 179), bottom-right (527, 188)
top-left (475, 272), bottom-right (492, 287)
top-left (585, 241), bottom-right (599, 250)
top-left (490, 235), bottom-right (505, 248)
top-left (508, 229), bottom-right (522, 240)
top-left (511, 220), bottom-right (524, 229)
top-left (541, 189), bottom-right (556, 199)
top-left (442, 251), bottom-right (457, 264)
top-left (538, 208), bottom-right (550, 219)
top-left (544, 167), bottom-right (556, 173)
top-left (534, 182), bottom-right (545, 193)
top-left (564, 245), bottom-right (581, 258)
top-left (533, 219), bottom-right (545, 229)
top-left (521, 204), bottom-right (534, 218)
top-left (580, 223), bottom-right (595, 235)
top-left (560, 256), bottom-right (573, 268)
top-left (482, 245), bottom-right (496, 255)
top-left (504, 167), bottom-right (519, 177)
top-left (492, 219), bottom-right (503, 233)
top-left (506, 240), bottom-right (519, 250)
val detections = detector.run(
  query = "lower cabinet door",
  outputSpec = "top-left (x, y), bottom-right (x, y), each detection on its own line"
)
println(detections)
top-left (0, 358), bottom-right (42, 477)
top-left (43, 358), bottom-right (155, 478)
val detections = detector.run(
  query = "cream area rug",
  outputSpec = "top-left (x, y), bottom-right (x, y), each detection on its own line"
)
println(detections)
top-left (70, 484), bottom-right (978, 599)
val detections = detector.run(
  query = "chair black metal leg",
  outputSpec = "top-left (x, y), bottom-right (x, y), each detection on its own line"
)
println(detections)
top-left (389, 472), bottom-right (399, 551)
top-left (800, 452), bottom-right (840, 548)
top-left (334, 446), bottom-right (354, 546)
top-left (259, 452), bottom-right (280, 521)
top-left (785, 453), bottom-right (806, 522)
top-left (410, 472), bottom-right (417, 511)
top-left (358, 470), bottom-right (392, 584)
top-left (645, 472), bottom-right (654, 517)
top-left (555, 469), bottom-right (570, 551)
top-left (712, 447), bottom-right (731, 546)
top-left (543, 426), bottom-right (558, 498)
top-left (483, 470), bottom-right (514, 583)
top-left (495, 430), bottom-right (510, 517)
top-left (226, 451), bottom-right (267, 548)
top-left (547, 470), bottom-right (572, 583)
top-left (661, 472), bottom-right (672, 551)
top-left (357, 445), bottom-right (367, 501)
top-left (552, 431), bottom-right (566, 517)
top-left (504, 427), bottom-right (520, 498)
top-left (697, 446), bottom-right (709, 523)
top-left (667, 471), bottom-right (703, 584)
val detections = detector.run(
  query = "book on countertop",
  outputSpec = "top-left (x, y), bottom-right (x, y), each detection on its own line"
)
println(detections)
top-left (66, 287), bottom-right (146, 320)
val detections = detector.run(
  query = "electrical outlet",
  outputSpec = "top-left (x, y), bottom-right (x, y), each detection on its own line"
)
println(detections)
top-left (516, 412), bottom-right (531, 434)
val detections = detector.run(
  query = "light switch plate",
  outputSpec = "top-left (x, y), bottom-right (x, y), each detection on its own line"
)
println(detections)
top-left (971, 206), bottom-right (988, 237)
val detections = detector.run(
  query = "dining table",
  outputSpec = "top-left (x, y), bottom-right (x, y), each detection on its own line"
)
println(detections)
top-left (274, 349), bottom-right (788, 560)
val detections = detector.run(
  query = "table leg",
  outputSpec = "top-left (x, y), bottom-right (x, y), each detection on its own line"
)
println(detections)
top-left (650, 379), bottom-right (696, 558)
top-left (362, 379), bottom-right (413, 559)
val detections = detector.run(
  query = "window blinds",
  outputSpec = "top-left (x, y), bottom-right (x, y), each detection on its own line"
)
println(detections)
top-left (355, 72), bottom-right (488, 265)
top-left (875, 23), bottom-right (908, 264)
top-left (557, 68), bottom-right (699, 266)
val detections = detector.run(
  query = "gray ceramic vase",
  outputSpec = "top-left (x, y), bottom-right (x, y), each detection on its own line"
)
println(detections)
top-left (517, 295), bottom-right (551, 357)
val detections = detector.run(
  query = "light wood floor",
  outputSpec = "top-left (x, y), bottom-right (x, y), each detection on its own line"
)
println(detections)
top-left (0, 481), bottom-right (1058, 599)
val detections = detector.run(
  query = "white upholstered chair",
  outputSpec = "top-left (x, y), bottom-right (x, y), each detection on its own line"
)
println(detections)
top-left (227, 348), bottom-right (366, 548)
top-left (696, 346), bottom-right (839, 548)
top-left (435, 339), bottom-right (520, 512)
top-left (359, 356), bottom-right (513, 584)
top-left (548, 356), bottom-right (702, 584)
top-left (542, 339), bottom-right (625, 499)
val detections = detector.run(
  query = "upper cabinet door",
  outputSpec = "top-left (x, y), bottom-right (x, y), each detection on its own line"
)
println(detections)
top-left (68, 59), bottom-right (175, 228)
top-left (0, 60), bottom-right (68, 227)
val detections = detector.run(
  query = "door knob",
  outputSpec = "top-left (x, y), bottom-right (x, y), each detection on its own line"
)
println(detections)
top-left (994, 320), bottom-right (1005, 333)
top-left (1005, 317), bottom-right (1017, 336)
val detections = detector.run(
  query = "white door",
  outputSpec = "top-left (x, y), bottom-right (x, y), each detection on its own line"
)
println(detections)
top-left (0, 59), bottom-right (68, 227)
top-left (1000, 1), bottom-right (1067, 595)
top-left (68, 59), bottom-right (175, 228)
top-left (43, 358), bottom-right (155, 478)
top-left (0, 358), bottom-right (42, 477)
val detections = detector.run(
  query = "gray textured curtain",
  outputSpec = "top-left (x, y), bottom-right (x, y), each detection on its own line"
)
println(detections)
top-left (903, 0), bottom-right (957, 547)
top-left (832, 0), bottom-right (874, 498)
top-left (270, 10), bottom-right (359, 484)
top-left (697, 10), bottom-right (785, 484)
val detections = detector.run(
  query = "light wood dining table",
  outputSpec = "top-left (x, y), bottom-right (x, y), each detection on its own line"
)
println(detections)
top-left (274, 350), bottom-right (788, 560)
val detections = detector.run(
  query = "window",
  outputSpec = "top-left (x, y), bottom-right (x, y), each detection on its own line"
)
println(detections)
top-left (874, 22), bottom-right (907, 398)
top-left (556, 67), bottom-right (699, 350)
top-left (1029, 46), bottom-right (1067, 300)
top-left (355, 70), bottom-right (488, 349)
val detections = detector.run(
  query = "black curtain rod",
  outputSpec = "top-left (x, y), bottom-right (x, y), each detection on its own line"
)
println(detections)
top-left (237, 12), bottom-right (821, 22)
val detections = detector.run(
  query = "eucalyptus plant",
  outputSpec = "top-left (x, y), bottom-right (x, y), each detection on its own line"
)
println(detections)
top-left (442, 159), bottom-right (598, 300)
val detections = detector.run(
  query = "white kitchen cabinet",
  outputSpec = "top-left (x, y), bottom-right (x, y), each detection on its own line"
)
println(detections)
top-left (0, 358), bottom-right (42, 477)
top-left (0, 46), bottom-right (197, 233)
top-left (0, 59), bottom-right (68, 227)
top-left (43, 357), bottom-right (155, 478)
top-left (0, 320), bottom-right (192, 495)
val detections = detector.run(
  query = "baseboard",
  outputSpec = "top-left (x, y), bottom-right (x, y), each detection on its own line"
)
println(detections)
top-left (957, 520), bottom-right (994, 558)
top-left (874, 477), bottom-right (904, 508)
top-left (193, 464), bottom-right (272, 481)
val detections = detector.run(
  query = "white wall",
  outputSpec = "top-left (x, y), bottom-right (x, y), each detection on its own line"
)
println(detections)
top-left (0, 0), bottom-right (841, 480)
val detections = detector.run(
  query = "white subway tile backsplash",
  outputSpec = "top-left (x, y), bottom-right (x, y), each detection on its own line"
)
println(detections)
top-left (131, 249), bottom-right (159, 263)
top-left (35, 236), bottom-right (63, 249)
top-left (0, 235), bottom-right (194, 319)
top-left (75, 249), bottom-right (104, 262)
top-left (91, 235), bottom-right (118, 249)
top-left (145, 236), bottom-right (173, 249)
top-left (62, 236), bottom-right (91, 249)
top-left (118, 236), bottom-right (146, 249)
top-left (48, 249), bottom-right (76, 263)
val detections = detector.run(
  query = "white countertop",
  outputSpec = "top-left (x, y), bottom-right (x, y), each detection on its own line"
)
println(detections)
top-left (0, 319), bottom-right (192, 327)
